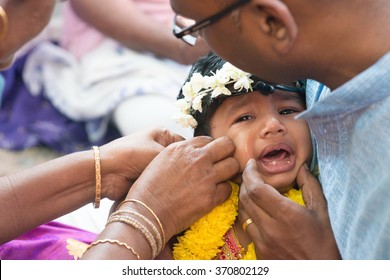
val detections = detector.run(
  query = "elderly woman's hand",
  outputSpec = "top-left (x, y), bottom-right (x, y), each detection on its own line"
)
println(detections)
top-left (238, 159), bottom-right (341, 259)
top-left (99, 128), bottom-right (184, 201)
top-left (123, 135), bottom-right (240, 241)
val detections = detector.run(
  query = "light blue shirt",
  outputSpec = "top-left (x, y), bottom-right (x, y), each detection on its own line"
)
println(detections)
top-left (300, 53), bottom-right (390, 259)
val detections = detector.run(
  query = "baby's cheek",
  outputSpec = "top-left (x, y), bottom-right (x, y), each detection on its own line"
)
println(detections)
top-left (233, 149), bottom-right (252, 172)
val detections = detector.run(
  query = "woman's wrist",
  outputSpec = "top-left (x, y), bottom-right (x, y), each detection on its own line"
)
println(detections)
top-left (83, 197), bottom-right (173, 259)
top-left (97, 144), bottom-right (134, 200)
top-left (82, 217), bottom-right (154, 260)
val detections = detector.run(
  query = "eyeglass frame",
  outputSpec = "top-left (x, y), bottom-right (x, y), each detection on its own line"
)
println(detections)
top-left (218, 80), bottom-right (306, 99)
top-left (173, 0), bottom-right (251, 45)
top-left (253, 81), bottom-right (306, 95)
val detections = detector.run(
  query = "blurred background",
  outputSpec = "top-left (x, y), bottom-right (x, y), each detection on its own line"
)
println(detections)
top-left (0, 1), bottom-right (200, 234)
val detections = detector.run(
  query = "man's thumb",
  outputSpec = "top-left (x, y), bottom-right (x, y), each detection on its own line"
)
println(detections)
top-left (242, 159), bottom-right (265, 186)
top-left (296, 164), bottom-right (328, 213)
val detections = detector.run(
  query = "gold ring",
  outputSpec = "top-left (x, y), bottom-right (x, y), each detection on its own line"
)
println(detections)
top-left (242, 218), bottom-right (253, 232)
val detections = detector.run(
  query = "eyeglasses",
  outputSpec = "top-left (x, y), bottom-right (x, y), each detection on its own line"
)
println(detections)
top-left (253, 81), bottom-right (306, 95)
top-left (172, 0), bottom-right (251, 45)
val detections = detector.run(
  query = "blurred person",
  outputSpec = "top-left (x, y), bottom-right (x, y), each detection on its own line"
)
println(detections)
top-left (22, 0), bottom-right (211, 144)
top-left (0, 1), bottom-right (240, 260)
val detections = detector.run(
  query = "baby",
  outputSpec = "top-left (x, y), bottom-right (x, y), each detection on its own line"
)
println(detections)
top-left (172, 52), bottom-right (312, 260)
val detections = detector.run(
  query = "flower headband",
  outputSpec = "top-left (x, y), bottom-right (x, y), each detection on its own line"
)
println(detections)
top-left (173, 62), bottom-right (255, 129)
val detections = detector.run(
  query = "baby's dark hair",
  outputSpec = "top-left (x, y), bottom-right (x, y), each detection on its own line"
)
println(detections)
top-left (177, 52), bottom-right (238, 136)
top-left (177, 52), bottom-right (307, 137)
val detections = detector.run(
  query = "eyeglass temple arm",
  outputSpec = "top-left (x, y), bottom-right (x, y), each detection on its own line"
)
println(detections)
top-left (173, 0), bottom-right (252, 38)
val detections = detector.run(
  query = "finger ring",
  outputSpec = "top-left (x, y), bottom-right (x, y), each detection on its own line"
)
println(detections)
top-left (242, 218), bottom-right (253, 232)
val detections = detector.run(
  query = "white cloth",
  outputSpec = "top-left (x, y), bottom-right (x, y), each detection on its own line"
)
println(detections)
top-left (23, 39), bottom-right (190, 121)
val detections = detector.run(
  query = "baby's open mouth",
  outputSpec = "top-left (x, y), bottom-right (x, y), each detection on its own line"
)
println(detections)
top-left (258, 143), bottom-right (296, 174)
top-left (263, 149), bottom-right (291, 165)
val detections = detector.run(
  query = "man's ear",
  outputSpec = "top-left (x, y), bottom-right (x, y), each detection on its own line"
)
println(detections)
top-left (251, 0), bottom-right (298, 54)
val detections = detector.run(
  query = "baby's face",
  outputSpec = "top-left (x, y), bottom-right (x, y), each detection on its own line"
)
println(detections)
top-left (210, 90), bottom-right (312, 193)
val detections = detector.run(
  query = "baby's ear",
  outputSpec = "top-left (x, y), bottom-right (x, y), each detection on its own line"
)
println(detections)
top-left (251, 0), bottom-right (298, 54)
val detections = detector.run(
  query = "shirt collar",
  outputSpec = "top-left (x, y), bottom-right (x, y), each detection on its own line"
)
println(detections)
top-left (300, 50), bottom-right (390, 118)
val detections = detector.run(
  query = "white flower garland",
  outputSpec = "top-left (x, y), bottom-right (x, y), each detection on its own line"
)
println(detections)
top-left (173, 62), bottom-right (255, 129)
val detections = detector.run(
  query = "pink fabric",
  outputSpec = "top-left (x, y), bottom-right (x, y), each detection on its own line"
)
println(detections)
top-left (60, 3), bottom-right (105, 59)
top-left (0, 221), bottom-right (97, 260)
top-left (60, 0), bottom-right (174, 59)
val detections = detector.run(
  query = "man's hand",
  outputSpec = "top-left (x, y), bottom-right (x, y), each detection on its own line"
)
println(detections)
top-left (238, 159), bottom-right (341, 259)
top-left (100, 128), bottom-right (184, 200)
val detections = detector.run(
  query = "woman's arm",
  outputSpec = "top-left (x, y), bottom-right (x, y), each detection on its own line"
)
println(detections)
top-left (0, 150), bottom-right (97, 244)
top-left (0, 128), bottom-right (183, 245)
top-left (68, 0), bottom-right (209, 64)
top-left (82, 136), bottom-right (240, 259)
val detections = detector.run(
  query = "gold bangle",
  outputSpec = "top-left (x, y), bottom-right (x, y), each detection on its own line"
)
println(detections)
top-left (113, 209), bottom-right (163, 252)
top-left (242, 218), bottom-right (253, 232)
top-left (107, 214), bottom-right (158, 259)
top-left (92, 146), bottom-right (101, 208)
top-left (117, 199), bottom-right (166, 247)
top-left (0, 6), bottom-right (8, 40)
top-left (87, 239), bottom-right (140, 260)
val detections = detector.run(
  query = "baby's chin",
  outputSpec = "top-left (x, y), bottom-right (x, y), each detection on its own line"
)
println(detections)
top-left (231, 174), bottom-right (296, 194)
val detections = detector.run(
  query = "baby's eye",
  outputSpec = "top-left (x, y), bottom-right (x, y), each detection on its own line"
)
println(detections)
top-left (234, 114), bottom-right (253, 123)
top-left (279, 108), bottom-right (298, 115)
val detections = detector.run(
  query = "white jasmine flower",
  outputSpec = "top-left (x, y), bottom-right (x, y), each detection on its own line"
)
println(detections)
top-left (173, 112), bottom-right (198, 128)
top-left (234, 76), bottom-right (254, 91)
top-left (214, 68), bottom-right (230, 85)
top-left (211, 85), bottom-right (231, 98)
top-left (221, 62), bottom-right (235, 74)
top-left (203, 74), bottom-right (217, 90)
top-left (190, 73), bottom-right (206, 94)
top-left (192, 93), bottom-right (207, 112)
top-left (175, 99), bottom-right (191, 114)
top-left (174, 61), bottom-right (256, 129)
top-left (181, 81), bottom-right (196, 102)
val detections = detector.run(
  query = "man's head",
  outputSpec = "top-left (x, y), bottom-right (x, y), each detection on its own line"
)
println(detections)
top-left (171, 0), bottom-right (387, 89)
top-left (171, 0), bottom-right (304, 84)
top-left (175, 52), bottom-right (312, 192)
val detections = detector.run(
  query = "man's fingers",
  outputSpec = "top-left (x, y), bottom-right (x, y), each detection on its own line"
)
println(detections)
top-left (200, 136), bottom-right (236, 162)
top-left (238, 199), bottom-right (261, 236)
top-left (241, 159), bottom-right (285, 218)
top-left (174, 136), bottom-right (235, 164)
top-left (214, 181), bottom-right (233, 206)
top-left (242, 159), bottom-right (265, 185)
top-left (296, 164), bottom-right (328, 214)
top-left (157, 128), bottom-right (185, 146)
top-left (213, 157), bottom-right (240, 182)
top-left (175, 135), bottom-right (213, 149)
